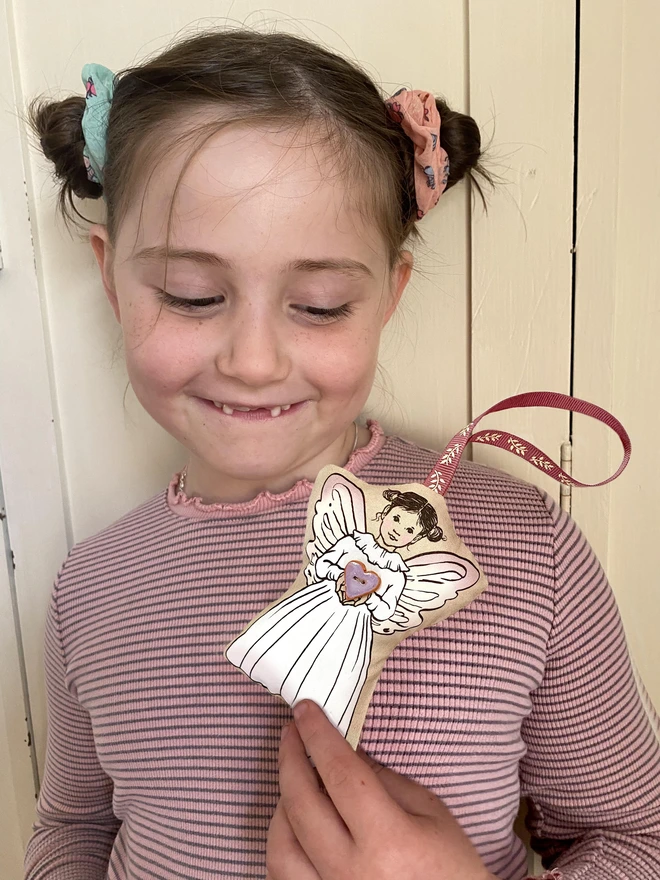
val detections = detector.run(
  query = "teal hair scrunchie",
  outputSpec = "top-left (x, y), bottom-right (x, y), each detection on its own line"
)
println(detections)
top-left (81, 62), bottom-right (116, 188)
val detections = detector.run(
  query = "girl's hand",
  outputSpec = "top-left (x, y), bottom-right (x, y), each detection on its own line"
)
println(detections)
top-left (266, 700), bottom-right (499, 880)
top-left (335, 575), bottom-right (370, 606)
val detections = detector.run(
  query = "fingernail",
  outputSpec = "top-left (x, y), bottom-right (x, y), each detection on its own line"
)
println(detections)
top-left (280, 723), bottom-right (289, 743)
top-left (293, 700), bottom-right (308, 721)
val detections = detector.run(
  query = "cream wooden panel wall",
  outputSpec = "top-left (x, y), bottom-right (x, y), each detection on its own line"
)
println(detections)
top-left (0, 0), bottom-right (70, 855)
top-left (469, 0), bottom-right (575, 496)
top-left (7, 0), bottom-right (472, 789)
top-left (0, 550), bottom-right (37, 879)
top-left (573, 0), bottom-right (660, 708)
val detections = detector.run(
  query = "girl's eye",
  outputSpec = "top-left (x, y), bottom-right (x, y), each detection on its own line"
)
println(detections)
top-left (293, 303), bottom-right (354, 323)
top-left (406, 527), bottom-right (414, 534)
top-left (155, 291), bottom-right (352, 321)
top-left (393, 514), bottom-right (400, 522)
top-left (156, 290), bottom-right (225, 311)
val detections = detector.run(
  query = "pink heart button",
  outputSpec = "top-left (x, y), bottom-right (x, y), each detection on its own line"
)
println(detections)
top-left (344, 560), bottom-right (381, 599)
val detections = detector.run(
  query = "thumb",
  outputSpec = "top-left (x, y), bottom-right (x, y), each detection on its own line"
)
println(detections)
top-left (356, 746), bottom-right (439, 817)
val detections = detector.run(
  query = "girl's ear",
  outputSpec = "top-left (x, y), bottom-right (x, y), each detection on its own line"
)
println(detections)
top-left (383, 250), bottom-right (413, 326)
top-left (89, 224), bottom-right (121, 323)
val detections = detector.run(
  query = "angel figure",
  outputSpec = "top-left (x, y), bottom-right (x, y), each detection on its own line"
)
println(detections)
top-left (225, 473), bottom-right (480, 738)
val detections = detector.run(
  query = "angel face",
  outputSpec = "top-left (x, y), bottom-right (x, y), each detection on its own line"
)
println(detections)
top-left (378, 507), bottom-right (425, 549)
top-left (91, 119), bottom-right (412, 501)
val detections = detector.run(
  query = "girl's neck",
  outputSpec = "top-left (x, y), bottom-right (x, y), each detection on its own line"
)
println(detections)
top-left (181, 423), bottom-right (371, 505)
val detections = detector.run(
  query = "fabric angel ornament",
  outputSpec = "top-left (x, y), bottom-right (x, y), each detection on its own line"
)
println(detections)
top-left (226, 468), bottom-right (484, 747)
top-left (226, 392), bottom-right (631, 748)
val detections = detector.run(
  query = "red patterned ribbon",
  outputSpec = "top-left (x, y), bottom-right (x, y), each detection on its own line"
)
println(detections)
top-left (424, 392), bottom-right (631, 497)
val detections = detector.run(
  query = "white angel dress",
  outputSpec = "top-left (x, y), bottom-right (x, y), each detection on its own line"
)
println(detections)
top-left (226, 531), bottom-right (406, 737)
top-left (225, 473), bottom-right (481, 739)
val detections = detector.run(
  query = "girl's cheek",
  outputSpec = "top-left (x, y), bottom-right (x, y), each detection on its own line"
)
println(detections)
top-left (305, 322), bottom-right (381, 384)
top-left (124, 299), bottom-right (208, 357)
top-left (122, 322), bottom-right (199, 393)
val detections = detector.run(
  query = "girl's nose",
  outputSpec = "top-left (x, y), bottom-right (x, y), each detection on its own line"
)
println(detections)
top-left (216, 304), bottom-right (291, 388)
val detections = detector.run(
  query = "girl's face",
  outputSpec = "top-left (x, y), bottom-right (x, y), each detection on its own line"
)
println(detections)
top-left (379, 507), bottom-right (424, 549)
top-left (90, 120), bottom-right (411, 498)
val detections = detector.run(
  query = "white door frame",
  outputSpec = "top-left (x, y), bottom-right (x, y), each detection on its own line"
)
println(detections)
top-left (0, 0), bottom-right (70, 803)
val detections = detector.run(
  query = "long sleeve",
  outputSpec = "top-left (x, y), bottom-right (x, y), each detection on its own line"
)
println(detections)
top-left (364, 574), bottom-right (405, 621)
top-left (314, 536), bottom-right (353, 581)
top-left (363, 590), bottom-right (393, 620)
top-left (519, 492), bottom-right (660, 879)
top-left (24, 584), bottom-right (120, 878)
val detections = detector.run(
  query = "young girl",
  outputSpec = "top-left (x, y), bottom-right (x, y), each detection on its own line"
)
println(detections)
top-left (24, 28), bottom-right (660, 880)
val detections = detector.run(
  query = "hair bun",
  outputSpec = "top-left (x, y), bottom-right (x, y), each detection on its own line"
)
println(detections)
top-left (27, 95), bottom-right (103, 204)
top-left (435, 97), bottom-right (489, 199)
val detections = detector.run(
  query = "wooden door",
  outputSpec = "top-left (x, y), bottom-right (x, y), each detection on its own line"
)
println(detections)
top-left (572, 0), bottom-right (660, 705)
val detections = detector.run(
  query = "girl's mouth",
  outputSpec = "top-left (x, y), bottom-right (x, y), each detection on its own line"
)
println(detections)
top-left (198, 398), bottom-right (307, 421)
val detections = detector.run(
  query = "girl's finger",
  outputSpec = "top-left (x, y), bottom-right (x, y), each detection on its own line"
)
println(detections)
top-left (278, 720), bottom-right (352, 872)
top-left (292, 701), bottom-right (404, 840)
top-left (266, 800), bottom-right (322, 880)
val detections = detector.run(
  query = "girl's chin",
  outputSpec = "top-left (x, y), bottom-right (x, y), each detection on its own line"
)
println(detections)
top-left (192, 433), bottom-right (348, 493)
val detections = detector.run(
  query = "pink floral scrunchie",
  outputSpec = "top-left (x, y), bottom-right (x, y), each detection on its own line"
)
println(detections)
top-left (385, 88), bottom-right (450, 219)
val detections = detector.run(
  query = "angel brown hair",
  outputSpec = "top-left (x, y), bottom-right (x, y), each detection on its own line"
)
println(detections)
top-left (376, 489), bottom-right (445, 543)
top-left (26, 28), bottom-right (491, 268)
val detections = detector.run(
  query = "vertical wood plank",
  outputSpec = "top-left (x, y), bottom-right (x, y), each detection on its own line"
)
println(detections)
top-left (0, 537), bottom-right (38, 861)
top-left (363, 0), bottom-right (471, 449)
top-left (469, 0), bottom-right (575, 494)
top-left (607, 0), bottom-right (660, 708)
top-left (571, 0), bottom-right (623, 564)
top-left (0, 0), bottom-right (70, 782)
top-left (574, 0), bottom-right (660, 708)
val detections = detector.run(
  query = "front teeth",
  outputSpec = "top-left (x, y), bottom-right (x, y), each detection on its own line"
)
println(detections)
top-left (213, 402), bottom-right (292, 417)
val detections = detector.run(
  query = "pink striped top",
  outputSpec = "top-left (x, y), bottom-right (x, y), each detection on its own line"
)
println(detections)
top-left (24, 422), bottom-right (660, 879)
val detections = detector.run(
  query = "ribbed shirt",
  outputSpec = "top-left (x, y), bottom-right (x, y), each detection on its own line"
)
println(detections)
top-left (24, 422), bottom-right (660, 879)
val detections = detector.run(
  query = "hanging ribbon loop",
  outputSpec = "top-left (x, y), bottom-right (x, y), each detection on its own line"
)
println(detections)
top-left (425, 392), bottom-right (632, 496)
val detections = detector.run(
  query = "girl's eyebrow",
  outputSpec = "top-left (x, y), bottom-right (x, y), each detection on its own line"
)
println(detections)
top-left (131, 246), bottom-right (374, 279)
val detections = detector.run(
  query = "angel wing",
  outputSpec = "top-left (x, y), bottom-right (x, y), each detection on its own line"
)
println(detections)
top-left (304, 473), bottom-right (367, 585)
top-left (371, 551), bottom-right (480, 635)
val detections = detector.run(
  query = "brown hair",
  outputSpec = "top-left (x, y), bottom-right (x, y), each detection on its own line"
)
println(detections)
top-left (376, 488), bottom-right (445, 543)
top-left (27, 28), bottom-right (491, 266)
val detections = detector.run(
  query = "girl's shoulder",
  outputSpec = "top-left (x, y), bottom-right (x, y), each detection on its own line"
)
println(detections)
top-left (53, 486), bottom-right (176, 594)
